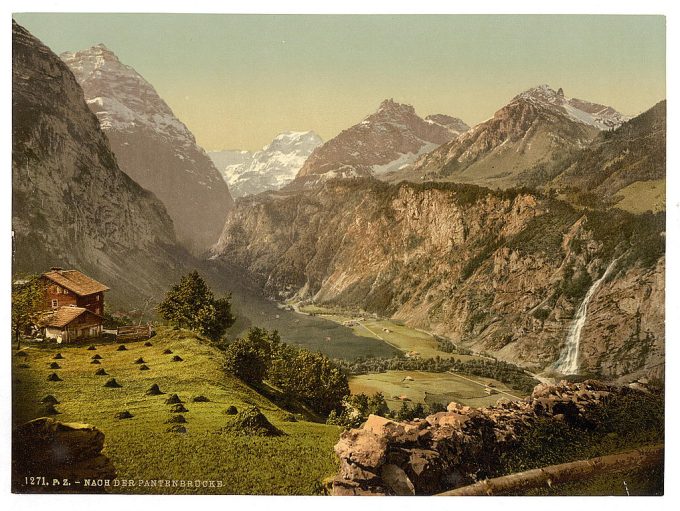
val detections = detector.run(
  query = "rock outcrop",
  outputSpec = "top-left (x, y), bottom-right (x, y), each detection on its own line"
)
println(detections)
top-left (211, 179), bottom-right (664, 379)
top-left (332, 380), bottom-right (652, 495)
top-left (12, 21), bottom-right (188, 307)
top-left (12, 417), bottom-right (116, 493)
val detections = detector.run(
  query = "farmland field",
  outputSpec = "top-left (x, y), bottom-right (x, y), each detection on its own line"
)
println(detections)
top-left (296, 304), bottom-right (479, 361)
top-left (349, 370), bottom-right (525, 411)
top-left (12, 328), bottom-right (341, 495)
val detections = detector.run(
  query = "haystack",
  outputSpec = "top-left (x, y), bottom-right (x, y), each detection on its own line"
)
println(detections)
top-left (87, 345), bottom-right (97, 350)
top-left (165, 415), bottom-right (187, 424)
top-left (169, 404), bottom-right (189, 413)
top-left (53, 353), bottom-right (64, 360)
top-left (166, 425), bottom-right (187, 433)
top-left (49, 362), bottom-right (61, 369)
top-left (134, 357), bottom-right (146, 364)
top-left (139, 364), bottom-right (150, 371)
top-left (115, 411), bottom-right (134, 419)
top-left (165, 393), bottom-right (183, 404)
top-left (192, 396), bottom-right (210, 402)
top-left (103, 378), bottom-right (122, 388)
top-left (41, 395), bottom-right (60, 404)
top-left (146, 384), bottom-right (164, 395)
top-left (117, 345), bottom-right (127, 351)
top-left (171, 355), bottom-right (183, 362)
top-left (95, 368), bottom-right (108, 376)
top-left (163, 349), bottom-right (173, 355)
top-left (91, 359), bottom-right (101, 365)
top-left (47, 373), bottom-right (62, 382)
top-left (91, 354), bottom-right (102, 360)
top-left (225, 407), bottom-right (284, 437)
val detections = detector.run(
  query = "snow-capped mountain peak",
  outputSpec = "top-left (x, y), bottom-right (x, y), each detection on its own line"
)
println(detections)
top-left (514, 84), bottom-right (629, 130)
top-left (209, 131), bottom-right (324, 197)
top-left (61, 45), bottom-right (195, 143)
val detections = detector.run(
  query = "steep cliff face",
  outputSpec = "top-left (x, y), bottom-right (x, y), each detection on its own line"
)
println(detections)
top-left (61, 44), bottom-right (233, 253)
top-left (12, 21), bottom-right (187, 306)
top-left (211, 180), bottom-right (664, 379)
top-left (290, 99), bottom-right (467, 188)
top-left (405, 85), bottom-right (626, 189)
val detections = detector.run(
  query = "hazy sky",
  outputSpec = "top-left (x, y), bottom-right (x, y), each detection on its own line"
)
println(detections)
top-left (13, 14), bottom-right (666, 151)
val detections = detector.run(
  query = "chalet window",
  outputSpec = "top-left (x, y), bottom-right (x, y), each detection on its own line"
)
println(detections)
top-left (96, 295), bottom-right (100, 301)
top-left (96, 307), bottom-right (101, 314)
top-left (63, 289), bottom-right (69, 295)
top-left (55, 287), bottom-right (61, 294)
top-left (51, 299), bottom-right (58, 308)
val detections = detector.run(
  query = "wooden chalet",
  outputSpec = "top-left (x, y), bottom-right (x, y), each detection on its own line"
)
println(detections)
top-left (40, 268), bottom-right (109, 315)
top-left (38, 306), bottom-right (103, 343)
top-left (36, 268), bottom-right (109, 342)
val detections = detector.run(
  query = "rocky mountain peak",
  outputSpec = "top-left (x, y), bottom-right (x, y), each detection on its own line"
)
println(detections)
top-left (61, 45), bottom-right (195, 143)
top-left (62, 43), bottom-right (234, 253)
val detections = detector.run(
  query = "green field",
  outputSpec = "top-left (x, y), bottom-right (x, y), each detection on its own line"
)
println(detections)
top-left (349, 370), bottom-right (524, 410)
top-left (296, 304), bottom-right (478, 361)
top-left (219, 287), bottom-right (398, 360)
top-left (613, 178), bottom-right (665, 214)
top-left (12, 328), bottom-right (341, 494)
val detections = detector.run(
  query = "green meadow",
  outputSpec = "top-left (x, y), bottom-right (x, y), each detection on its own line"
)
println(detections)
top-left (12, 328), bottom-right (341, 495)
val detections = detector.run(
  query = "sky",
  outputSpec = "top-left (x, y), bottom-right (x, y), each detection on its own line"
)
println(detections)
top-left (13, 13), bottom-right (666, 151)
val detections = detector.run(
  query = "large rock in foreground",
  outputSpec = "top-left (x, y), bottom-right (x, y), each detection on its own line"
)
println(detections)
top-left (12, 417), bottom-right (116, 493)
top-left (332, 380), bottom-right (658, 495)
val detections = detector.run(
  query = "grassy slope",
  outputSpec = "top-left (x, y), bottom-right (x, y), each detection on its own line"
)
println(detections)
top-left (12, 328), bottom-right (341, 495)
top-left (613, 178), bottom-right (665, 214)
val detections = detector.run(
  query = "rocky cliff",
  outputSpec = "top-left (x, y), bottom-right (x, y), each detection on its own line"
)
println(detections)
top-left (62, 44), bottom-right (233, 253)
top-left (290, 99), bottom-right (468, 188)
top-left (211, 179), bottom-right (664, 379)
top-left (12, 21), bottom-right (188, 306)
top-left (404, 85), bottom-right (627, 189)
top-left (332, 380), bottom-right (661, 495)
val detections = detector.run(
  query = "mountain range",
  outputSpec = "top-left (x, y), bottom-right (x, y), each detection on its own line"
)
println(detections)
top-left (209, 131), bottom-right (323, 197)
top-left (290, 99), bottom-right (469, 189)
top-left (399, 85), bottom-right (629, 189)
top-left (61, 44), bottom-right (233, 254)
top-left (12, 20), bottom-right (666, 381)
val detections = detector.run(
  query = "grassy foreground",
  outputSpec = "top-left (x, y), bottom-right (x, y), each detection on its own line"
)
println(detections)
top-left (12, 328), bottom-right (341, 495)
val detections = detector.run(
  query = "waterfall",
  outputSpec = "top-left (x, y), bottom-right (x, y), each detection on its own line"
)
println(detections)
top-left (554, 258), bottom-right (619, 375)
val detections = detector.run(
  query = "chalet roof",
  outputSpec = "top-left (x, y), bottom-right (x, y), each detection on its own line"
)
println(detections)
top-left (38, 306), bottom-right (102, 328)
top-left (42, 269), bottom-right (109, 296)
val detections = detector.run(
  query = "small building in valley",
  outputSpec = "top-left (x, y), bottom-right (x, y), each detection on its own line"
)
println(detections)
top-left (40, 268), bottom-right (109, 316)
top-left (38, 305), bottom-right (103, 343)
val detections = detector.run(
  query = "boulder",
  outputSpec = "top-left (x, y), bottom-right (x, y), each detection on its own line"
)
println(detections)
top-left (381, 463), bottom-right (415, 495)
top-left (12, 417), bottom-right (115, 492)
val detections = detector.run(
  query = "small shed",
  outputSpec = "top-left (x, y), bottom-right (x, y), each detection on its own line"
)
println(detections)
top-left (38, 306), bottom-right (103, 343)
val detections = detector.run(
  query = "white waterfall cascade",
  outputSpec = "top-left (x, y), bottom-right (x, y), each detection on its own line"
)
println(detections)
top-left (553, 258), bottom-right (619, 375)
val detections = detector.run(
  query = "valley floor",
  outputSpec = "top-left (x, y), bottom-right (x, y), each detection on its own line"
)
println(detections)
top-left (12, 328), bottom-right (341, 495)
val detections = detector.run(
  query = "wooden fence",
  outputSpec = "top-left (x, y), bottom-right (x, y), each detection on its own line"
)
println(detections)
top-left (116, 325), bottom-right (153, 341)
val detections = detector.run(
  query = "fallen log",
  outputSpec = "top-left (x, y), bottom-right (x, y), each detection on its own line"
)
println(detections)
top-left (438, 444), bottom-right (664, 496)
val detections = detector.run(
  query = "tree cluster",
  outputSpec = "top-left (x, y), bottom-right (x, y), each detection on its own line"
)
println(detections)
top-left (157, 271), bottom-right (235, 341)
top-left (224, 327), bottom-right (350, 416)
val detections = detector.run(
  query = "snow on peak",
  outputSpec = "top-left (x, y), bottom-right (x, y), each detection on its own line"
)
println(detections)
top-left (209, 131), bottom-right (324, 197)
top-left (514, 84), bottom-right (629, 130)
top-left (61, 46), bottom-right (195, 143)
